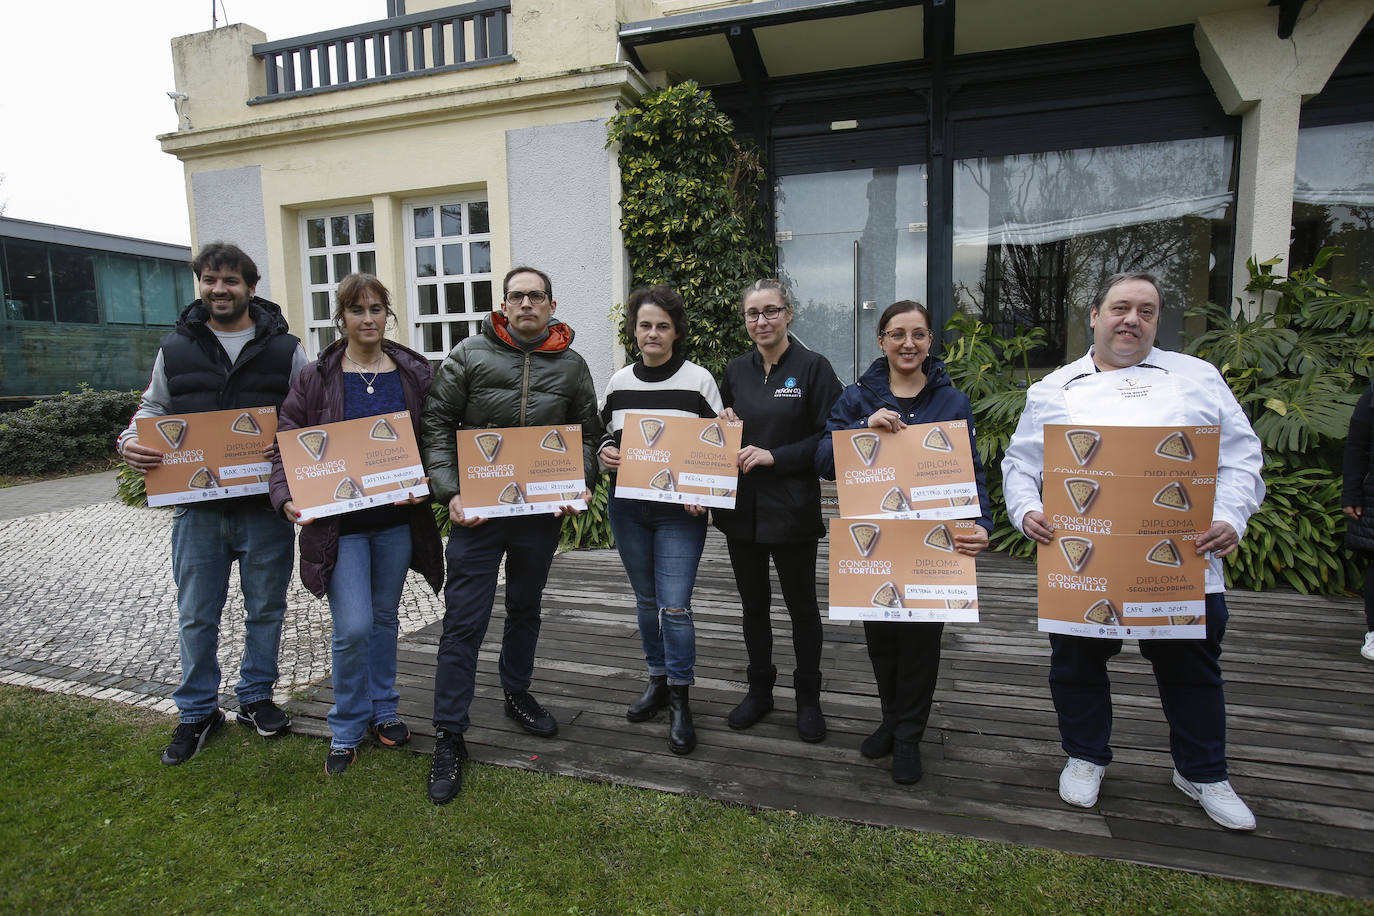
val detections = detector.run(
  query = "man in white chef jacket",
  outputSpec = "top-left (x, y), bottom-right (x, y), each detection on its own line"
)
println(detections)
top-left (1002, 272), bottom-right (1265, 831)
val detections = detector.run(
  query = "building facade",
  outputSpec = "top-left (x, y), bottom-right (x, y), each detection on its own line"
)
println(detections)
top-left (161, 0), bottom-right (1374, 386)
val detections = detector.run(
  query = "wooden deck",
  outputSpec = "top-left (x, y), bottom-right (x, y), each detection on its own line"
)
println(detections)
top-left (286, 531), bottom-right (1374, 899)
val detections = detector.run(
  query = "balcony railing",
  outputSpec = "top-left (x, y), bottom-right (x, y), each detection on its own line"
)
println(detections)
top-left (250, 0), bottom-right (512, 104)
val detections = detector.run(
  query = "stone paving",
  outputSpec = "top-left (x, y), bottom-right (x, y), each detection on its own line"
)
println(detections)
top-left (0, 477), bottom-right (446, 717)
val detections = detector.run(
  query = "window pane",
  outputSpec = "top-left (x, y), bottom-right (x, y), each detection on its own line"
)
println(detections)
top-left (307, 218), bottom-right (327, 249)
top-left (316, 327), bottom-right (338, 350)
top-left (416, 246), bottom-right (436, 278)
top-left (331, 216), bottom-right (351, 246)
top-left (97, 255), bottom-right (144, 324)
top-left (140, 259), bottom-right (183, 325)
top-left (358, 250), bottom-right (376, 275)
top-left (952, 137), bottom-right (1234, 366)
top-left (1293, 121), bottom-right (1374, 287)
top-left (442, 244), bottom-right (464, 276)
top-left (333, 253), bottom-right (352, 282)
top-left (470, 241), bottom-right (491, 274)
top-left (2, 241), bottom-right (54, 321)
top-left (51, 247), bottom-right (98, 324)
top-left (472, 280), bottom-right (492, 312)
top-left (444, 282), bottom-right (466, 313)
top-left (312, 291), bottom-right (332, 321)
top-left (418, 285), bottom-right (439, 315)
top-left (309, 255), bottom-right (328, 284)
top-left (449, 322), bottom-right (469, 344)
top-left (355, 212), bottom-right (375, 244)
top-left (469, 201), bottom-right (490, 234)
top-left (422, 321), bottom-right (444, 353)
top-left (440, 204), bottom-right (463, 236)
top-left (414, 206), bottom-right (435, 239)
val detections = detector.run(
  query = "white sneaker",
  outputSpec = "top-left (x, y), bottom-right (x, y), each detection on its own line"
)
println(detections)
top-left (1172, 770), bottom-right (1256, 831)
top-left (1362, 631), bottom-right (1374, 661)
top-left (1059, 757), bottom-right (1106, 808)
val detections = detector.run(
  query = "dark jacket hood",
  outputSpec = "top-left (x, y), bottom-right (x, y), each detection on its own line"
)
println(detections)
top-left (855, 354), bottom-right (952, 405)
top-left (176, 296), bottom-right (290, 339)
top-left (483, 312), bottom-right (575, 353)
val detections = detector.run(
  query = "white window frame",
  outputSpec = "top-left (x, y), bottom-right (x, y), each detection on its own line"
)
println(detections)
top-left (299, 207), bottom-right (378, 358)
top-left (402, 193), bottom-right (494, 362)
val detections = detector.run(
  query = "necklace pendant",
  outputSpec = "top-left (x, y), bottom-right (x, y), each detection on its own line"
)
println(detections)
top-left (366, 385), bottom-right (375, 394)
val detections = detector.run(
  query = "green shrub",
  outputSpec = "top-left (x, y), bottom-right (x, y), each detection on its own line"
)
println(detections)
top-left (608, 81), bottom-right (772, 379)
top-left (428, 473), bottom-right (614, 550)
top-left (0, 386), bottom-right (139, 477)
top-left (115, 461), bottom-right (148, 508)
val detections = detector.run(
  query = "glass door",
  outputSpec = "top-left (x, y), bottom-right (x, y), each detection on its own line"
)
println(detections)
top-left (775, 165), bottom-right (927, 382)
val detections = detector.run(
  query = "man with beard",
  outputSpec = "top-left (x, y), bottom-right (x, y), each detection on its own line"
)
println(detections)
top-left (119, 242), bottom-right (308, 765)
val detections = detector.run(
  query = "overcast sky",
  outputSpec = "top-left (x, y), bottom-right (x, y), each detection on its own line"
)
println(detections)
top-left (1, 1), bottom-right (386, 247)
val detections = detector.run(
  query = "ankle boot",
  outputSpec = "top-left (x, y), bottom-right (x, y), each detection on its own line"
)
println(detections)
top-left (860, 722), bottom-right (893, 759)
top-left (667, 684), bottom-right (696, 754)
top-left (626, 675), bottom-right (669, 722)
top-left (892, 738), bottom-right (923, 785)
top-left (793, 669), bottom-right (826, 744)
top-left (727, 664), bottom-right (776, 729)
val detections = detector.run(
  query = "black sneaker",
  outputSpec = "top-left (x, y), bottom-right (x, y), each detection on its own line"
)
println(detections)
top-left (161, 709), bottom-right (225, 765)
top-left (236, 699), bottom-right (291, 737)
top-left (325, 746), bottom-right (356, 776)
top-left (368, 718), bottom-right (411, 747)
top-left (427, 727), bottom-right (468, 805)
top-left (504, 690), bottom-right (558, 738)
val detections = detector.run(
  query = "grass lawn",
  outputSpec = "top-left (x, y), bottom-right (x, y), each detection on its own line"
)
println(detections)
top-left (0, 686), bottom-right (1364, 915)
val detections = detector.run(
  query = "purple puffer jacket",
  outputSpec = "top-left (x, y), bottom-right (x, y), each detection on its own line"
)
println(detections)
top-left (269, 338), bottom-right (445, 597)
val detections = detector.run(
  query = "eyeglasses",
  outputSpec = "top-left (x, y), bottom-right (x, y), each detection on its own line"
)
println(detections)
top-left (505, 290), bottom-right (549, 305)
top-left (744, 306), bottom-right (786, 324)
top-left (880, 329), bottom-right (930, 343)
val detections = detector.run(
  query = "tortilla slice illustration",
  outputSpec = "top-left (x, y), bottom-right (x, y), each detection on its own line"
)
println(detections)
top-left (946, 598), bottom-right (973, 610)
top-left (1065, 428), bottom-right (1101, 466)
top-left (1170, 615), bottom-right (1201, 626)
top-left (851, 432), bottom-right (880, 467)
top-left (710, 487), bottom-right (734, 498)
top-left (924, 524), bottom-right (954, 552)
top-left (649, 468), bottom-right (675, 492)
top-left (397, 477), bottom-right (421, 489)
top-left (369, 418), bottom-right (398, 441)
top-left (1084, 598), bottom-right (1119, 626)
top-left (230, 411), bottom-right (261, 436)
top-left (922, 426), bottom-right (953, 452)
top-left (949, 495), bottom-right (976, 507)
top-left (699, 423), bottom-right (725, 447)
top-left (1146, 538), bottom-right (1183, 567)
top-left (849, 522), bottom-right (880, 557)
top-left (540, 429), bottom-right (567, 453)
top-left (880, 487), bottom-right (910, 513)
top-left (474, 432), bottom-right (502, 462)
top-left (187, 466), bottom-right (217, 489)
top-left (871, 581), bottom-right (902, 609)
top-left (156, 418), bottom-right (188, 450)
top-left (297, 430), bottom-right (328, 462)
top-left (334, 477), bottom-right (362, 501)
top-left (1155, 430), bottom-right (1194, 462)
top-left (639, 417), bottom-right (665, 448)
top-left (1152, 481), bottom-right (1190, 511)
top-left (1059, 536), bottom-right (1093, 573)
top-left (1064, 478), bottom-right (1100, 515)
top-left (498, 482), bottom-right (525, 505)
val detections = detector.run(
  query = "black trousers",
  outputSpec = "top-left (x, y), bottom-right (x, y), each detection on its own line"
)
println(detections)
top-left (1048, 593), bottom-right (1230, 782)
top-left (725, 537), bottom-right (824, 678)
top-left (863, 620), bottom-right (944, 742)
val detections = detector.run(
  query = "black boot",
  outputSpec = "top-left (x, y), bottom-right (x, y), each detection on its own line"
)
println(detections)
top-left (892, 738), bottom-right (923, 785)
top-left (860, 722), bottom-right (893, 759)
top-left (794, 669), bottom-right (826, 744)
top-left (667, 684), bottom-right (696, 754)
top-left (626, 674), bottom-right (669, 722)
top-left (727, 664), bottom-right (776, 730)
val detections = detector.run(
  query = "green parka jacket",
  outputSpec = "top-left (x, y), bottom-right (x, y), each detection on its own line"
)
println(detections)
top-left (420, 311), bottom-right (602, 506)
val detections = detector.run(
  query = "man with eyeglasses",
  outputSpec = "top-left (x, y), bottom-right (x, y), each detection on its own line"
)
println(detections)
top-left (419, 266), bottom-right (601, 804)
top-left (1002, 272), bottom-right (1265, 830)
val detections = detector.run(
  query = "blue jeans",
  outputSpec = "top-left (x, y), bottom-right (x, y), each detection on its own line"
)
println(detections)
top-left (325, 524), bottom-right (412, 748)
top-left (169, 502), bottom-right (295, 722)
top-left (607, 495), bottom-right (707, 685)
top-left (433, 514), bottom-right (563, 733)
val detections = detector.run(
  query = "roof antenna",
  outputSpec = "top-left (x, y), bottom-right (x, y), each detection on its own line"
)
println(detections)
top-left (211, 0), bottom-right (217, 27)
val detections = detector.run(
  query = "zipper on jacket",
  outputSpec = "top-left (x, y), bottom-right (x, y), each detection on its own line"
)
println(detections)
top-left (520, 352), bottom-right (531, 426)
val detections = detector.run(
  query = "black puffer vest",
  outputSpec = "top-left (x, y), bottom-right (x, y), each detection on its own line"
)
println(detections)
top-left (1343, 383), bottom-right (1374, 553)
top-left (162, 297), bottom-right (297, 414)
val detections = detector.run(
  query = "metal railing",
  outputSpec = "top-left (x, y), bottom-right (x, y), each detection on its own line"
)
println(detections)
top-left (250, 0), bottom-right (512, 104)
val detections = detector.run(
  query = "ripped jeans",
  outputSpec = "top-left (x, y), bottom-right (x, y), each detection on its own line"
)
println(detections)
top-left (607, 495), bottom-right (707, 685)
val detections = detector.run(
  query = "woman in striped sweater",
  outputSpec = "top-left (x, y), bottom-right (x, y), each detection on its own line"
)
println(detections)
top-left (598, 285), bottom-right (723, 754)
